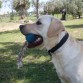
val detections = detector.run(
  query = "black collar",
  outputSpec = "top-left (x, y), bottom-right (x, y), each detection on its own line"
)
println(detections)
top-left (48, 33), bottom-right (69, 55)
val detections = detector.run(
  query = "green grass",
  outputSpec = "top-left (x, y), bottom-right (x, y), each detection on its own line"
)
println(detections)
top-left (0, 14), bottom-right (76, 23)
top-left (63, 19), bottom-right (83, 40)
top-left (0, 19), bottom-right (83, 83)
top-left (0, 15), bottom-right (36, 23)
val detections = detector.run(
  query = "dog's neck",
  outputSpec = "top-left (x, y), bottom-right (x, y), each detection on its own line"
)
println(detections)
top-left (44, 31), bottom-right (80, 65)
top-left (44, 31), bottom-right (68, 51)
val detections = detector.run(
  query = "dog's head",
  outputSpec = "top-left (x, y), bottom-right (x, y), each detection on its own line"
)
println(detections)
top-left (19, 15), bottom-right (65, 48)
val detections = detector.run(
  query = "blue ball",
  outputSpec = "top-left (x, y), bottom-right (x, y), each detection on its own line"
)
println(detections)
top-left (25, 33), bottom-right (37, 43)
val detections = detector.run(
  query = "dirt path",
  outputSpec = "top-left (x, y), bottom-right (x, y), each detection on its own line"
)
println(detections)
top-left (0, 23), bottom-right (20, 32)
top-left (0, 20), bottom-right (34, 32)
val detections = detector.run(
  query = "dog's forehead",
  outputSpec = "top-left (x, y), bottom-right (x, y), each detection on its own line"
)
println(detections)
top-left (38, 15), bottom-right (53, 23)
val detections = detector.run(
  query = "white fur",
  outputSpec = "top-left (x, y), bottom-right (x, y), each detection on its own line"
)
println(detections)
top-left (37, 15), bottom-right (83, 83)
top-left (23, 15), bottom-right (83, 83)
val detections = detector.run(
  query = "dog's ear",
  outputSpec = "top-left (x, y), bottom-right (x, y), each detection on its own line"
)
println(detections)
top-left (47, 19), bottom-right (65, 38)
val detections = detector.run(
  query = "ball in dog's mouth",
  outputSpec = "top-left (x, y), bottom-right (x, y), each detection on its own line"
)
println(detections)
top-left (25, 33), bottom-right (43, 48)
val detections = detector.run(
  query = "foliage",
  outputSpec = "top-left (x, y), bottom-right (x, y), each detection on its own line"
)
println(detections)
top-left (44, 1), bottom-right (55, 15)
top-left (13, 0), bottom-right (30, 19)
top-left (44, 0), bottom-right (83, 18)
top-left (44, 0), bottom-right (63, 15)
top-left (67, 0), bottom-right (83, 18)
top-left (32, 0), bottom-right (40, 18)
top-left (0, 0), bottom-right (2, 8)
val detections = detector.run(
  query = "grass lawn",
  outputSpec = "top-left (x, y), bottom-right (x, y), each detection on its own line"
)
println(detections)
top-left (0, 19), bottom-right (83, 83)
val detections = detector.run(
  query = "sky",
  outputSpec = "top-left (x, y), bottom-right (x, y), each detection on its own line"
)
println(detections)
top-left (0, 0), bottom-right (49, 15)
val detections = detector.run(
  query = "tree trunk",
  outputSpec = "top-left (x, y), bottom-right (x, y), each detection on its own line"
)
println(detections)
top-left (36, 0), bottom-right (39, 19)
top-left (61, 9), bottom-right (66, 20)
top-left (10, 10), bottom-right (14, 20)
top-left (19, 7), bottom-right (26, 19)
top-left (78, 15), bottom-right (81, 18)
top-left (77, 11), bottom-right (81, 19)
top-left (78, 13), bottom-right (81, 19)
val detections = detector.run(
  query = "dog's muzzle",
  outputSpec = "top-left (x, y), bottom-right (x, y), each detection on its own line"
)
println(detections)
top-left (19, 25), bottom-right (43, 48)
top-left (19, 25), bottom-right (26, 34)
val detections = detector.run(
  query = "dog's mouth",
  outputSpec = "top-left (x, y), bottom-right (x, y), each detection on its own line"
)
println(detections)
top-left (20, 27), bottom-right (43, 48)
top-left (25, 34), bottom-right (43, 48)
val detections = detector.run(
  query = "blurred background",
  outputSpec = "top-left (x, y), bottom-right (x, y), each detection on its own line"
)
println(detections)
top-left (0, 0), bottom-right (83, 83)
top-left (0, 0), bottom-right (83, 23)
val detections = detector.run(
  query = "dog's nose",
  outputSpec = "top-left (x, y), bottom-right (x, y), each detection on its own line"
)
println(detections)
top-left (19, 25), bottom-right (25, 29)
top-left (19, 25), bottom-right (25, 31)
top-left (19, 25), bottom-right (25, 32)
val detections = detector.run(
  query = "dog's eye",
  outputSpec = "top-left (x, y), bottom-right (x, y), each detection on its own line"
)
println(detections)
top-left (36, 21), bottom-right (42, 25)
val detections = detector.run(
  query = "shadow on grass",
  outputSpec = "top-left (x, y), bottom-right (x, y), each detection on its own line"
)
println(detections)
top-left (77, 38), bottom-right (83, 41)
top-left (0, 58), bottom-right (61, 83)
top-left (0, 42), bottom-right (21, 56)
top-left (0, 42), bottom-right (48, 57)
top-left (0, 37), bottom-right (83, 83)
top-left (65, 24), bottom-right (83, 29)
top-left (0, 30), bottom-right (20, 35)
top-left (0, 42), bottom-right (61, 83)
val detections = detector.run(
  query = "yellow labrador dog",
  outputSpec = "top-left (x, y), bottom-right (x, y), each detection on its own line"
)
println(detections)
top-left (18, 15), bottom-right (83, 83)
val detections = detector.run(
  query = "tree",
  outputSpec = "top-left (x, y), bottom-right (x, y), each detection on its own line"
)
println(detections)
top-left (44, 0), bottom-right (83, 18)
top-left (74, 0), bottom-right (83, 18)
top-left (36, 0), bottom-right (39, 18)
top-left (44, 1), bottom-right (55, 15)
top-left (44, 0), bottom-right (63, 15)
top-left (0, 0), bottom-right (2, 8)
top-left (13, 0), bottom-right (30, 19)
top-left (67, 0), bottom-right (83, 18)
top-left (32, 0), bottom-right (40, 19)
